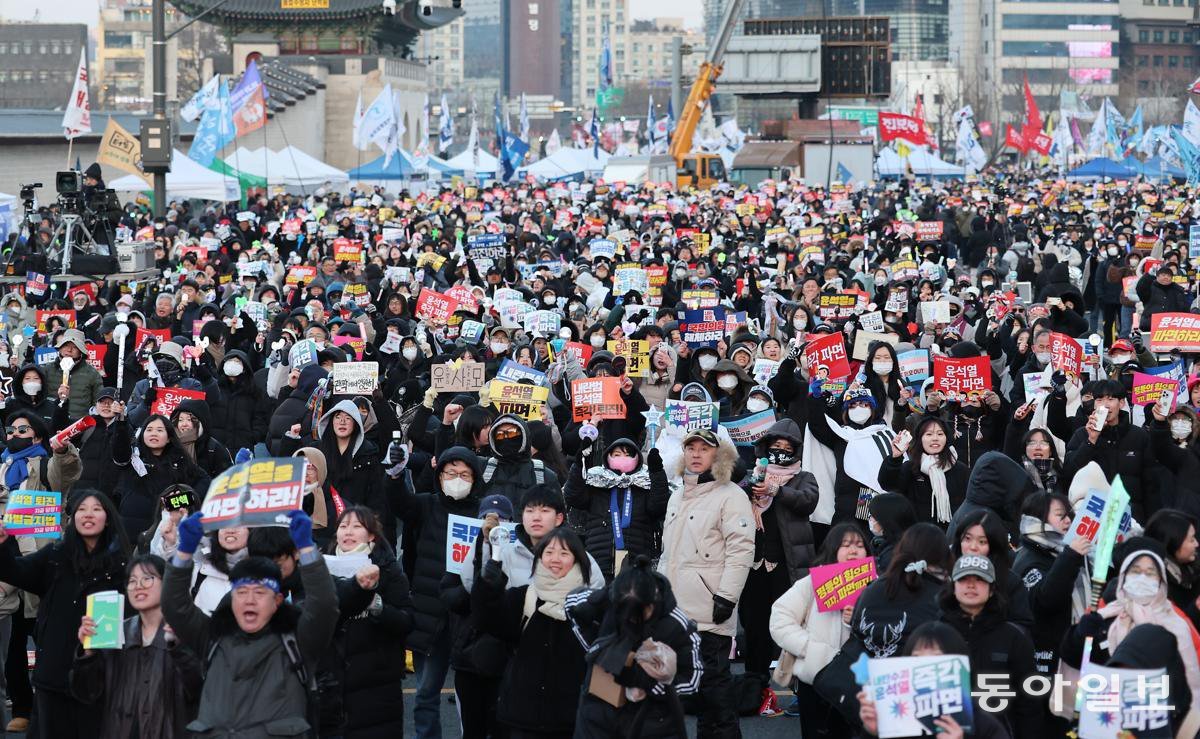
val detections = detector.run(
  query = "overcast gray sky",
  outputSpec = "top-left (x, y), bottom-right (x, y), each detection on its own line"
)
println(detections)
top-left (3, 0), bottom-right (704, 32)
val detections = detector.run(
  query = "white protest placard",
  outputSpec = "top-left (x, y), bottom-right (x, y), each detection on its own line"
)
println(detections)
top-left (325, 553), bottom-right (371, 579)
top-left (852, 330), bottom-right (898, 361)
top-left (859, 311), bottom-right (885, 333)
top-left (897, 349), bottom-right (930, 385)
top-left (752, 358), bottom-right (780, 386)
top-left (330, 361), bottom-right (379, 395)
top-left (445, 514), bottom-right (515, 575)
top-left (918, 301), bottom-right (951, 325)
top-left (431, 362), bottom-right (486, 393)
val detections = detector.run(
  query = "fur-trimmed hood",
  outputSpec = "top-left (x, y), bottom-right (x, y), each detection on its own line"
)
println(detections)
top-left (671, 427), bottom-right (739, 485)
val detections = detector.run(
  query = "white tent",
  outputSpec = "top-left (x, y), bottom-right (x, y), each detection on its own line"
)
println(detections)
top-left (522, 147), bottom-right (609, 180)
top-left (110, 150), bottom-right (240, 201)
top-left (223, 146), bottom-right (349, 191)
top-left (875, 147), bottom-right (965, 178)
top-left (442, 148), bottom-right (500, 175)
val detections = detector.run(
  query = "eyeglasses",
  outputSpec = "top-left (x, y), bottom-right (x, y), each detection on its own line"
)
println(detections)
top-left (5, 426), bottom-right (32, 436)
top-left (493, 427), bottom-right (521, 441)
top-left (440, 470), bottom-right (474, 481)
top-left (126, 574), bottom-right (160, 590)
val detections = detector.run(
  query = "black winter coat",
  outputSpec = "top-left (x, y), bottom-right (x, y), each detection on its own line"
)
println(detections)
top-left (744, 418), bottom-right (822, 582)
top-left (1012, 533), bottom-right (1087, 675)
top-left (388, 446), bottom-right (485, 655)
top-left (1136, 274), bottom-right (1191, 331)
top-left (340, 543), bottom-right (415, 739)
top-left (76, 416), bottom-right (128, 496)
top-left (849, 573), bottom-right (943, 659)
top-left (564, 447), bottom-right (670, 580)
top-left (948, 451), bottom-right (1034, 543)
top-left (208, 350), bottom-right (270, 453)
top-left (471, 568), bottom-right (588, 734)
top-left (1062, 415), bottom-right (1157, 523)
top-left (0, 537), bottom-right (127, 694)
top-left (113, 432), bottom-right (211, 540)
top-left (878, 455), bottom-right (969, 529)
top-left (939, 604), bottom-right (1042, 737)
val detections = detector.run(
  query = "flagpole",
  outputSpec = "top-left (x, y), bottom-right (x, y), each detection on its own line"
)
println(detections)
top-left (66, 137), bottom-right (74, 169)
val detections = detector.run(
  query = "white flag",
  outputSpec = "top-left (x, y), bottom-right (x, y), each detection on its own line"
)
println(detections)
top-left (359, 85), bottom-right (396, 155)
top-left (468, 115), bottom-right (480, 172)
top-left (438, 93), bottom-right (454, 153)
top-left (383, 88), bottom-right (406, 167)
top-left (1185, 100), bottom-right (1200, 147)
top-left (181, 74), bottom-right (220, 123)
top-left (546, 128), bottom-right (561, 155)
top-left (62, 48), bottom-right (92, 140)
top-left (351, 91), bottom-right (365, 150)
top-left (1086, 99), bottom-right (1109, 157)
top-left (519, 92), bottom-right (530, 142)
top-left (956, 116), bottom-right (986, 172)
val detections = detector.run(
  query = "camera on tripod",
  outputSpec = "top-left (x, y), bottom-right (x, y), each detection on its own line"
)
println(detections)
top-left (56, 170), bottom-right (83, 213)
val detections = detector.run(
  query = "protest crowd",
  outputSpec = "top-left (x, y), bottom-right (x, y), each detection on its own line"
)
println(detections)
top-left (0, 165), bottom-right (1198, 739)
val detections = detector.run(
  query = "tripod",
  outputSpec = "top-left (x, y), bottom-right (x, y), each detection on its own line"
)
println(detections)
top-left (51, 213), bottom-right (98, 276)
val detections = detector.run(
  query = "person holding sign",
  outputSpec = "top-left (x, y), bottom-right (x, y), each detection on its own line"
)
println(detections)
top-left (325, 506), bottom-right (414, 739)
top-left (162, 509), bottom-right (340, 739)
top-left (937, 555), bottom-right (1042, 736)
top-left (45, 330), bottom-right (102, 424)
top-left (879, 417), bottom-right (969, 528)
top-left (770, 523), bottom-right (872, 736)
top-left (1060, 548), bottom-right (1200, 711)
top-left (0, 491), bottom-right (130, 739)
top-left (70, 553), bottom-right (203, 739)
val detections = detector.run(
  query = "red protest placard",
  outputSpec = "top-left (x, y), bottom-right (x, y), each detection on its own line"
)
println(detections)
top-left (1049, 332), bottom-right (1082, 377)
top-left (932, 356), bottom-right (992, 399)
top-left (561, 341), bottom-right (593, 365)
top-left (914, 222), bottom-right (943, 242)
top-left (810, 557), bottom-right (876, 612)
top-left (332, 238), bottom-right (364, 263)
top-left (570, 377), bottom-right (626, 422)
top-left (135, 327), bottom-right (172, 352)
top-left (332, 334), bottom-right (366, 361)
top-left (285, 265), bottom-right (318, 286)
top-left (1149, 312), bottom-right (1200, 353)
top-left (85, 344), bottom-right (107, 376)
top-left (878, 112), bottom-right (928, 146)
top-left (803, 332), bottom-right (851, 381)
top-left (35, 310), bottom-right (77, 332)
top-left (151, 387), bottom-right (205, 417)
top-left (414, 288), bottom-right (460, 324)
top-left (445, 285), bottom-right (480, 313)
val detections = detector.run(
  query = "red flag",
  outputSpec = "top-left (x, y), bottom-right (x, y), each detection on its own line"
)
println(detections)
top-left (913, 94), bottom-right (938, 151)
top-left (978, 121), bottom-right (993, 137)
top-left (1005, 124), bottom-right (1028, 153)
top-left (1021, 75), bottom-right (1042, 148)
top-left (1190, 75), bottom-right (1200, 94)
top-left (878, 112), bottom-right (928, 146)
top-left (1029, 131), bottom-right (1052, 156)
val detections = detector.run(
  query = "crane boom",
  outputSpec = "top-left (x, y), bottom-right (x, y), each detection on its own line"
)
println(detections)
top-left (668, 0), bottom-right (747, 163)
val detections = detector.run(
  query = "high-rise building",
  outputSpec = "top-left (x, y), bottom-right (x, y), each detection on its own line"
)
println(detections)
top-left (571, 0), bottom-right (628, 108)
top-left (0, 23), bottom-right (88, 109)
top-left (953, 0), bottom-right (1119, 121)
top-left (503, 0), bottom-right (562, 97)
top-left (462, 0), bottom-right (501, 85)
top-left (96, 0), bottom-right (228, 110)
top-left (419, 8), bottom-right (464, 93)
top-left (1119, 0), bottom-right (1198, 120)
top-left (626, 18), bottom-right (703, 85)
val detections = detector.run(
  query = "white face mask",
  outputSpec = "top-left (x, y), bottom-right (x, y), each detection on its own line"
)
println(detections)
top-left (717, 374), bottom-right (739, 390)
top-left (1122, 572), bottom-right (1160, 603)
top-left (590, 335), bottom-right (606, 348)
top-left (872, 361), bottom-right (894, 376)
top-left (1171, 419), bottom-right (1192, 439)
top-left (402, 347), bottom-right (419, 361)
top-left (746, 398), bottom-right (770, 413)
top-left (1035, 351), bottom-right (1052, 364)
top-left (848, 406), bottom-right (872, 424)
top-left (1110, 354), bottom-right (1132, 365)
top-left (793, 318), bottom-right (806, 329)
top-left (222, 360), bottom-right (243, 377)
top-left (1107, 247), bottom-right (1119, 257)
top-left (442, 477), bottom-right (472, 500)
top-left (490, 342), bottom-right (508, 355)
top-left (698, 354), bottom-right (718, 371)
top-left (22, 381), bottom-right (41, 396)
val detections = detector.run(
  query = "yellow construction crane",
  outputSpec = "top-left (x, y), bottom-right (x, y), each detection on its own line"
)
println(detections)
top-left (668, 0), bottom-right (747, 189)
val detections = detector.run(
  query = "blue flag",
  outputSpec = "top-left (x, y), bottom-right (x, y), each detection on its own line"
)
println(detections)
top-left (836, 162), bottom-right (853, 183)
top-left (598, 31), bottom-right (613, 95)
top-left (1172, 127), bottom-right (1200, 185)
top-left (646, 94), bottom-right (655, 150)
top-left (493, 93), bottom-right (510, 180)
top-left (501, 131), bottom-right (529, 182)
top-left (590, 108), bottom-right (600, 160)
top-left (189, 76), bottom-right (234, 167)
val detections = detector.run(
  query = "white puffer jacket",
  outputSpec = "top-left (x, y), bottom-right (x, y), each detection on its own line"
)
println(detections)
top-left (769, 574), bottom-right (853, 686)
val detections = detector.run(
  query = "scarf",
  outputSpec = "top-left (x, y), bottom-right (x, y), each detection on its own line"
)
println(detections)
top-left (919, 448), bottom-right (957, 524)
top-left (337, 541), bottom-right (373, 555)
top-left (584, 465), bottom-right (651, 490)
top-left (2, 443), bottom-right (46, 491)
top-left (208, 343), bottom-right (226, 367)
top-left (1018, 515), bottom-right (1090, 621)
top-left (305, 481), bottom-right (329, 529)
top-left (752, 459), bottom-right (804, 530)
top-left (1024, 457), bottom-right (1059, 493)
top-left (177, 426), bottom-right (200, 462)
top-left (525, 562), bottom-right (585, 622)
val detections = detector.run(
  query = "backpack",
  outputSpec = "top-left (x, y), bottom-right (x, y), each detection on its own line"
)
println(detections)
top-left (206, 631), bottom-right (321, 738)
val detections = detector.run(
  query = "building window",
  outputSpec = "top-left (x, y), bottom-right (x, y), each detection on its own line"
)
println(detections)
top-left (1139, 79), bottom-right (1149, 90)
top-left (0, 71), bottom-right (6, 82)
top-left (1186, 32), bottom-right (1194, 42)
top-left (1171, 30), bottom-right (1179, 42)
top-left (64, 42), bottom-right (72, 55)
top-left (50, 41), bottom-right (60, 54)
top-left (0, 43), bottom-right (7, 54)
top-left (1139, 54), bottom-right (1148, 65)
top-left (22, 41), bottom-right (31, 54)
top-left (1154, 30), bottom-right (1164, 42)
top-left (38, 43), bottom-right (46, 54)
top-left (1154, 54), bottom-right (1164, 65)
top-left (1140, 30), bottom-right (1149, 41)
top-left (1170, 55), bottom-right (1179, 66)
top-left (1186, 56), bottom-right (1194, 66)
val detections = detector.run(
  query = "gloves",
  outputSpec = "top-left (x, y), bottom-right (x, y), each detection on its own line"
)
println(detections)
top-left (287, 509), bottom-right (315, 550)
top-left (1050, 371), bottom-right (1067, 393)
top-left (177, 512), bottom-right (205, 556)
top-left (712, 594), bottom-right (735, 625)
top-left (383, 441), bottom-right (409, 478)
top-left (481, 558), bottom-right (506, 588)
top-left (1131, 329), bottom-right (1144, 353)
top-left (143, 385), bottom-right (157, 404)
top-left (367, 593), bottom-right (384, 617)
top-left (192, 362), bottom-right (213, 383)
top-left (646, 447), bottom-right (663, 473)
top-left (234, 447), bottom-right (253, 464)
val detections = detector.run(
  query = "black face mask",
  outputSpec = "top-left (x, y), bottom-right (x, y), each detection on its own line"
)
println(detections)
top-left (767, 449), bottom-right (796, 466)
top-left (156, 360), bottom-right (183, 386)
top-left (5, 437), bottom-right (32, 453)
top-left (493, 435), bottom-right (523, 458)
